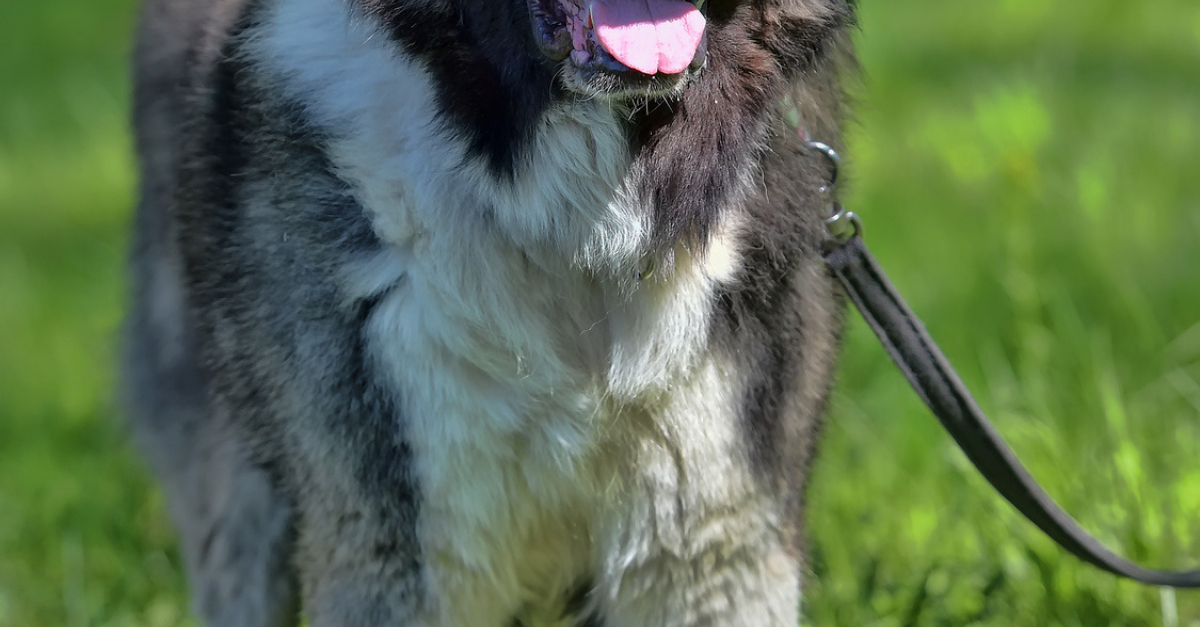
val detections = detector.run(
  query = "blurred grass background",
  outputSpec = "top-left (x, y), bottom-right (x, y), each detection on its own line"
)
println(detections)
top-left (0, 0), bottom-right (1197, 625)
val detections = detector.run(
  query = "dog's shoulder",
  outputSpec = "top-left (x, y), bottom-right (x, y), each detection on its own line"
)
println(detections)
top-left (133, 0), bottom-right (248, 173)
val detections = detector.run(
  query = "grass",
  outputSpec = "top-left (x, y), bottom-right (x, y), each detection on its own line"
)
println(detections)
top-left (0, 0), bottom-right (1197, 625)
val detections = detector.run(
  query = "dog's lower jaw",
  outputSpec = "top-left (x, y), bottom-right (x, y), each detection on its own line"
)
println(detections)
top-left (528, 0), bottom-right (709, 100)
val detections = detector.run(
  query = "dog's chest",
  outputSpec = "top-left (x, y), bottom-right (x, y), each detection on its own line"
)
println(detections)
top-left (356, 228), bottom-right (740, 614)
top-left (339, 119), bottom-right (743, 615)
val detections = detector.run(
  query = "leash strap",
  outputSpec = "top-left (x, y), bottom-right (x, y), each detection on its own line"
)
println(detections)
top-left (823, 232), bottom-right (1200, 588)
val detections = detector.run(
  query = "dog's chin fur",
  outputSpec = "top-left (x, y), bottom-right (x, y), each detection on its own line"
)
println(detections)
top-left (555, 55), bottom-right (699, 102)
top-left (127, 0), bottom-right (854, 625)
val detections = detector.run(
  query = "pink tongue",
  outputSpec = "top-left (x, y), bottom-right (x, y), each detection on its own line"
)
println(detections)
top-left (591, 0), bottom-right (706, 76)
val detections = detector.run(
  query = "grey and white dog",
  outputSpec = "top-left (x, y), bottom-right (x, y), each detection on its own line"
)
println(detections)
top-left (125, 0), bottom-right (855, 625)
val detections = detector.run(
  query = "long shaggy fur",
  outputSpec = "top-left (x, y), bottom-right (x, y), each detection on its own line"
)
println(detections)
top-left (126, 0), bottom-right (855, 625)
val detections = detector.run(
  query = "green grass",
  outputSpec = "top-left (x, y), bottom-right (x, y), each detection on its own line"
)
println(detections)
top-left (0, 2), bottom-right (194, 626)
top-left (1, 0), bottom-right (1197, 625)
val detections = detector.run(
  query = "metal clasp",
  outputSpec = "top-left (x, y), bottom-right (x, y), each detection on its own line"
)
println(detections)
top-left (805, 138), bottom-right (862, 242)
top-left (806, 140), bottom-right (841, 195)
top-left (825, 204), bottom-right (863, 243)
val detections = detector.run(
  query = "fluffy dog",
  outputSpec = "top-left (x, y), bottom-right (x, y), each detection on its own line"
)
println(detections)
top-left (125, 0), bottom-right (855, 624)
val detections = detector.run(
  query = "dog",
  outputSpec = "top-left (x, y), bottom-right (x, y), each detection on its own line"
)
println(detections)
top-left (125, 0), bottom-right (855, 624)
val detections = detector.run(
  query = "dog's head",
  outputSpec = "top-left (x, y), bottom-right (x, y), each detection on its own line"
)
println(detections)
top-left (355, 0), bottom-right (852, 253)
top-left (532, 0), bottom-right (852, 101)
top-left (358, 0), bottom-right (851, 103)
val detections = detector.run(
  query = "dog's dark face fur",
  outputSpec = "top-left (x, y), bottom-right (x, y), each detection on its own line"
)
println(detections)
top-left (356, 0), bottom-right (850, 247)
top-left (128, 0), bottom-right (854, 625)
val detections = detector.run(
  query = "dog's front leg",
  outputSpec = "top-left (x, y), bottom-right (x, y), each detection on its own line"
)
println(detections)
top-left (593, 361), bottom-right (804, 627)
top-left (288, 483), bottom-right (426, 626)
top-left (291, 477), bottom-right (527, 627)
top-left (597, 498), bottom-right (802, 627)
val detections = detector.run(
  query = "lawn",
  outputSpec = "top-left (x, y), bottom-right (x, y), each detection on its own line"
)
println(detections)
top-left (1, 0), bottom-right (1198, 625)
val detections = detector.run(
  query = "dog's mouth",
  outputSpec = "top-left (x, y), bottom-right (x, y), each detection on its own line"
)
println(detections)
top-left (529, 0), bottom-right (708, 97)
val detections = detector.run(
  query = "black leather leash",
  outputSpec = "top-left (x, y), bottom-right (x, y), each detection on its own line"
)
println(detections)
top-left (806, 139), bottom-right (1200, 588)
